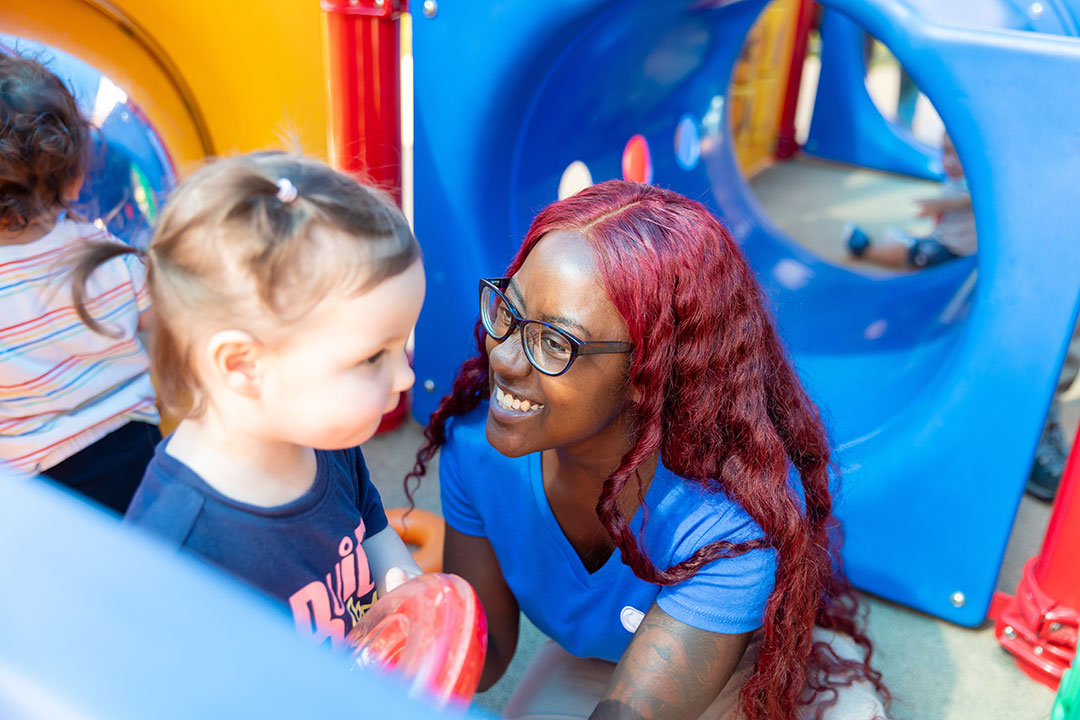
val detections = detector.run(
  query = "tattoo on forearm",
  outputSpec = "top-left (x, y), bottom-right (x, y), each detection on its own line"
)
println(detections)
top-left (592, 700), bottom-right (648, 720)
top-left (589, 607), bottom-right (749, 720)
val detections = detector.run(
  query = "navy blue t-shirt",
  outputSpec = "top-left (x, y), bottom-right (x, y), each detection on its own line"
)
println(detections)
top-left (126, 438), bottom-right (388, 648)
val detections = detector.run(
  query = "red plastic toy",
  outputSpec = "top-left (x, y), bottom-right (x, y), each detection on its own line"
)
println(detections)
top-left (345, 573), bottom-right (488, 708)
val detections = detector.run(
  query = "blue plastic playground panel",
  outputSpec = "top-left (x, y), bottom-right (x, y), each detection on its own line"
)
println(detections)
top-left (804, 10), bottom-right (946, 180)
top-left (413, 0), bottom-right (1080, 625)
top-left (0, 469), bottom-right (491, 719)
top-left (0, 36), bottom-right (175, 248)
top-left (805, 1), bottom-right (1079, 179)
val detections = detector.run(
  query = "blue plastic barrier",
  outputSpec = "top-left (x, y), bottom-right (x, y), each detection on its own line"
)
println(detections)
top-left (412, 0), bottom-right (1080, 625)
top-left (804, 2), bottom-right (1078, 178)
top-left (0, 470), bottom-right (490, 717)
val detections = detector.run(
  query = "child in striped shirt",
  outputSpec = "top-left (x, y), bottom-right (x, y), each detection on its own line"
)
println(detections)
top-left (0, 51), bottom-right (159, 513)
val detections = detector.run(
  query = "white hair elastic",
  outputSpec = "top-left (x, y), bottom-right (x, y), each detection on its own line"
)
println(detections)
top-left (275, 177), bottom-right (298, 204)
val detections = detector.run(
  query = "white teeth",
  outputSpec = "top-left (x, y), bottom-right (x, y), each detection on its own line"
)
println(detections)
top-left (495, 385), bottom-right (543, 413)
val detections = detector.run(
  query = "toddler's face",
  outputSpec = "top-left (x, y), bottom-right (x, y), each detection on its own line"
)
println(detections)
top-left (258, 259), bottom-right (426, 450)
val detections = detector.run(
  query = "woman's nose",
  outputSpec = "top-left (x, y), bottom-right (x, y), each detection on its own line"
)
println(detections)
top-left (487, 333), bottom-right (531, 378)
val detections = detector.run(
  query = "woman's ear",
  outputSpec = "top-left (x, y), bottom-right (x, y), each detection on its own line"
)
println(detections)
top-left (205, 329), bottom-right (263, 397)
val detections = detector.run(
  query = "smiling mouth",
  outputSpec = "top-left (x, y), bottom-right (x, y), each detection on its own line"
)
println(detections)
top-left (494, 385), bottom-right (544, 413)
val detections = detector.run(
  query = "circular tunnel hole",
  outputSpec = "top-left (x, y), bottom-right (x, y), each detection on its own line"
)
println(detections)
top-left (725, 10), bottom-right (979, 438)
top-left (733, 18), bottom-right (973, 275)
top-left (0, 35), bottom-right (177, 248)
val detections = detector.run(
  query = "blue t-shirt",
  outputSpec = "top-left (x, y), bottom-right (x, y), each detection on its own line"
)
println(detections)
top-left (440, 406), bottom-right (777, 662)
top-left (126, 439), bottom-right (388, 649)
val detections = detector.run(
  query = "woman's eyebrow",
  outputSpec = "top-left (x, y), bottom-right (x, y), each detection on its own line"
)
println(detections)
top-left (507, 278), bottom-right (528, 311)
top-left (508, 277), bottom-right (591, 338)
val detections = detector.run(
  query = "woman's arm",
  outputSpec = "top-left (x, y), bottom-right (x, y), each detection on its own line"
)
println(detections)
top-left (591, 604), bottom-right (751, 720)
top-left (443, 525), bottom-right (520, 691)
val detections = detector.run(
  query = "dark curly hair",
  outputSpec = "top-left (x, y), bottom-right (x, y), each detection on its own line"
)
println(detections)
top-left (0, 49), bottom-right (89, 231)
top-left (408, 180), bottom-right (889, 720)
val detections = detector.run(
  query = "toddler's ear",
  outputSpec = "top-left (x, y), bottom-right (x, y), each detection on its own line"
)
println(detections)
top-left (206, 329), bottom-right (261, 397)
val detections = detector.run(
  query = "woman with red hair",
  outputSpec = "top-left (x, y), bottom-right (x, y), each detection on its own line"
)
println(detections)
top-left (408, 180), bottom-right (888, 719)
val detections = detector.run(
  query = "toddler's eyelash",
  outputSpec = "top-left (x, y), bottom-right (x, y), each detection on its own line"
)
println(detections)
top-left (362, 350), bottom-right (385, 365)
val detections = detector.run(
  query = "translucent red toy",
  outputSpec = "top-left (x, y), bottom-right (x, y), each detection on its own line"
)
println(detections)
top-left (345, 572), bottom-right (487, 708)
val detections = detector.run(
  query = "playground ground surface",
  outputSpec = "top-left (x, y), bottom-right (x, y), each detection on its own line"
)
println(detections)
top-left (362, 155), bottom-right (1072, 719)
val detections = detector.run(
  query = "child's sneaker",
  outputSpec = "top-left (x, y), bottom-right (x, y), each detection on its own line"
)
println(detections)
top-left (843, 222), bottom-right (870, 257)
top-left (1027, 406), bottom-right (1067, 501)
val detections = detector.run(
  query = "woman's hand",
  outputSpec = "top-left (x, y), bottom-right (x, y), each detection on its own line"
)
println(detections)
top-left (591, 604), bottom-right (751, 720)
top-left (444, 525), bottom-right (521, 691)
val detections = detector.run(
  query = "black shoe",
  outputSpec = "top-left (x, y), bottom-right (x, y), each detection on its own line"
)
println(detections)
top-left (1027, 415), bottom-right (1067, 501)
top-left (1027, 457), bottom-right (1061, 502)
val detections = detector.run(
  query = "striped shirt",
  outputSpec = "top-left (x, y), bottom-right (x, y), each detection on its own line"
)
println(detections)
top-left (0, 220), bottom-right (158, 474)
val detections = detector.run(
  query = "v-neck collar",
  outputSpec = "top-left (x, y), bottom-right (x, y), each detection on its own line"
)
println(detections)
top-left (528, 452), bottom-right (663, 587)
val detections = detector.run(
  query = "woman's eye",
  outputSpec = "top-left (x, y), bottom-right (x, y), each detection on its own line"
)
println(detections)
top-left (543, 335), bottom-right (570, 356)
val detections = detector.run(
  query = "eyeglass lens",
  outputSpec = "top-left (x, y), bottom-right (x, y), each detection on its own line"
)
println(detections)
top-left (481, 285), bottom-right (574, 375)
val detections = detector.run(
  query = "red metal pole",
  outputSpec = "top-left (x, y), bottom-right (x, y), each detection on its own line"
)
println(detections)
top-left (991, 422), bottom-right (1080, 688)
top-left (322, 0), bottom-right (410, 433)
top-left (775, 0), bottom-right (816, 160)
top-left (322, 0), bottom-right (405, 202)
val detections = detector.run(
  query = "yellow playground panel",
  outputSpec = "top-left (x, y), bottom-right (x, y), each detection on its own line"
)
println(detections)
top-left (1, 0), bottom-right (336, 434)
top-left (730, 0), bottom-right (801, 178)
top-left (0, 0), bottom-right (330, 170)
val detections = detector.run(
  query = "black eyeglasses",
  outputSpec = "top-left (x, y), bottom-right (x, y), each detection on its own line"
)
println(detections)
top-left (479, 278), bottom-right (633, 376)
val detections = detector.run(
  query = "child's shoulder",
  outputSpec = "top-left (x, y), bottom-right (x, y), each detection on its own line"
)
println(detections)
top-left (124, 446), bottom-right (208, 546)
top-left (315, 445), bottom-right (365, 471)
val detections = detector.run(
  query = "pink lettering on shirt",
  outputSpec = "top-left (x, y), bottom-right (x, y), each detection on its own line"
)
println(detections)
top-left (288, 520), bottom-right (377, 647)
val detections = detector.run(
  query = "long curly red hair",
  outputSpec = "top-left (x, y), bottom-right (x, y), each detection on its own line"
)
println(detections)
top-left (408, 180), bottom-right (888, 720)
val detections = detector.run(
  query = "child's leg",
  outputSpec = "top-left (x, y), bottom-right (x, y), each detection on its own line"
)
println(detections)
top-left (41, 421), bottom-right (161, 514)
top-left (860, 243), bottom-right (912, 268)
top-left (846, 225), bottom-right (913, 269)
